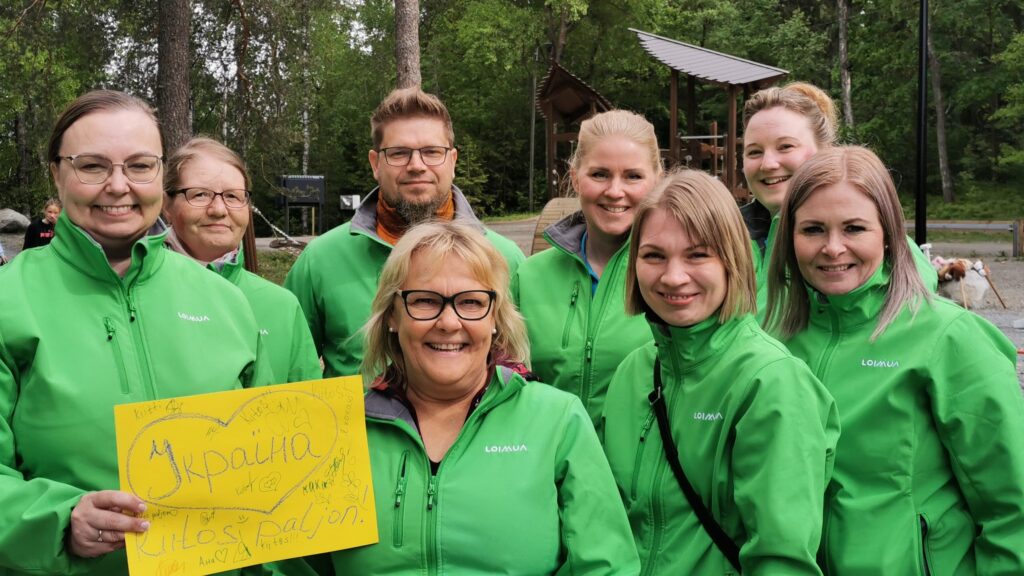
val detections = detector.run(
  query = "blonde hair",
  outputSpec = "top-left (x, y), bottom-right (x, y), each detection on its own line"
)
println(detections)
top-left (765, 146), bottom-right (929, 340)
top-left (361, 220), bottom-right (529, 383)
top-left (742, 82), bottom-right (839, 148)
top-left (625, 169), bottom-right (756, 323)
top-left (569, 109), bottom-right (663, 180)
top-left (164, 136), bottom-right (251, 192)
top-left (371, 88), bottom-right (454, 149)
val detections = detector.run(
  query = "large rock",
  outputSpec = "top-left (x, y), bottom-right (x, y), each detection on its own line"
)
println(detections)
top-left (0, 209), bottom-right (30, 232)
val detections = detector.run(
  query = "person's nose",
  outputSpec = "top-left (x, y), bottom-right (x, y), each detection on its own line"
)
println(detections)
top-left (405, 149), bottom-right (428, 172)
top-left (605, 176), bottom-right (626, 198)
top-left (105, 165), bottom-right (132, 194)
top-left (822, 230), bottom-right (846, 258)
top-left (206, 193), bottom-right (229, 217)
top-left (761, 149), bottom-right (781, 170)
top-left (660, 257), bottom-right (691, 287)
top-left (433, 300), bottom-right (463, 331)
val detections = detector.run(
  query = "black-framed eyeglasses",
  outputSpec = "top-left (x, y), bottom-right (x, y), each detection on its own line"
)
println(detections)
top-left (378, 146), bottom-right (452, 167)
top-left (168, 187), bottom-right (251, 209)
top-left (398, 289), bottom-right (496, 321)
top-left (57, 154), bottom-right (164, 185)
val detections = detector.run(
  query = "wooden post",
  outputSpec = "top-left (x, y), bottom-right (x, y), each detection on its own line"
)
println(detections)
top-left (687, 75), bottom-right (697, 164)
top-left (546, 112), bottom-right (557, 199)
top-left (670, 70), bottom-right (679, 166)
top-left (726, 85), bottom-right (738, 191)
top-left (710, 121), bottom-right (719, 178)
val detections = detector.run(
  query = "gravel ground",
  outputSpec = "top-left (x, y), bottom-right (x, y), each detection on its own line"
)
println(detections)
top-left (4, 231), bottom-right (1022, 383)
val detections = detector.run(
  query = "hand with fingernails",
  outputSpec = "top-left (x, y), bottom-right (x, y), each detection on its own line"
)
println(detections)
top-left (67, 491), bottom-right (150, 558)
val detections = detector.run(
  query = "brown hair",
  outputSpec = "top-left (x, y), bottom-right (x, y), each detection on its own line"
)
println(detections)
top-left (569, 109), bottom-right (663, 178)
top-left (361, 220), bottom-right (529, 383)
top-left (48, 90), bottom-right (160, 162)
top-left (625, 169), bottom-right (756, 323)
top-left (765, 146), bottom-right (928, 340)
top-left (164, 136), bottom-right (251, 193)
top-left (370, 88), bottom-right (454, 149)
top-left (742, 82), bottom-right (838, 148)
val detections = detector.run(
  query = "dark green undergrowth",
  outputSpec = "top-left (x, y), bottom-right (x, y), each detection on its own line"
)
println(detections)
top-left (901, 181), bottom-right (1024, 221)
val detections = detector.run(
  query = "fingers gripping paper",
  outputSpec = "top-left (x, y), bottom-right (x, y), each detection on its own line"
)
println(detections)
top-left (115, 377), bottom-right (378, 576)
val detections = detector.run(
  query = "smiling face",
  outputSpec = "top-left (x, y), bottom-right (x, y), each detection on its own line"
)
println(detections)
top-left (742, 107), bottom-right (820, 214)
top-left (573, 135), bottom-right (658, 246)
top-left (635, 208), bottom-right (728, 327)
top-left (164, 154), bottom-right (250, 263)
top-left (390, 251), bottom-right (495, 399)
top-left (50, 108), bottom-right (163, 260)
top-left (369, 116), bottom-right (457, 224)
top-left (794, 182), bottom-right (886, 295)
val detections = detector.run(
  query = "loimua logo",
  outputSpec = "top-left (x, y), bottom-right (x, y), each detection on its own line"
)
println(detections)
top-left (693, 412), bottom-right (723, 422)
top-left (861, 359), bottom-right (899, 368)
top-left (485, 444), bottom-right (528, 454)
top-left (178, 312), bottom-right (211, 322)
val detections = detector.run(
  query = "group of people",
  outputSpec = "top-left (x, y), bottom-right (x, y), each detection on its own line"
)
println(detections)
top-left (0, 80), bottom-right (1021, 576)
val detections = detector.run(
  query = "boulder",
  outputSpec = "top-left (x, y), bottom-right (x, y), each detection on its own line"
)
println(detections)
top-left (0, 209), bottom-right (30, 232)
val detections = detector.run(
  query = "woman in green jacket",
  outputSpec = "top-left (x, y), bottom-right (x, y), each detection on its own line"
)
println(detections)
top-left (603, 170), bottom-right (839, 575)
top-left (512, 110), bottom-right (662, 432)
top-left (330, 220), bottom-right (639, 574)
top-left (0, 91), bottom-right (271, 575)
top-left (766, 146), bottom-right (1024, 575)
top-left (742, 83), bottom-right (936, 318)
top-left (162, 137), bottom-right (321, 384)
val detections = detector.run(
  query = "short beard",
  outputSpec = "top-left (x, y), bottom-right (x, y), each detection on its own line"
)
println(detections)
top-left (394, 190), bottom-right (450, 224)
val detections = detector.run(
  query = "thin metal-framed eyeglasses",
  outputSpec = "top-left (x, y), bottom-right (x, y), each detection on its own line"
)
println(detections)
top-left (398, 289), bottom-right (496, 321)
top-left (378, 146), bottom-right (452, 167)
top-left (168, 187), bottom-right (251, 209)
top-left (57, 154), bottom-right (164, 185)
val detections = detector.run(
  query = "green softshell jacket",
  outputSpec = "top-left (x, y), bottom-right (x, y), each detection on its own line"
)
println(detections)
top-left (784, 266), bottom-right (1024, 575)
top-left (0, 215), bottom-right (271, 576)
top-left (284, 187), bottom-right (525, 378)
top-left (603, 314), bottom-right (840, 576)
top-left (330, 367), bottom-right (641, 575)
top-left (742, 200), bottom-right (939, 321)
top-left (213, 250), bottom-right (322, 384)
top-left (511, 212), bottom-right (652, 433)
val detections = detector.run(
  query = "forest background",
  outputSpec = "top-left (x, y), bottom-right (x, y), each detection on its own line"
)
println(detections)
top-left (2, 0), bottom-right (1024, 234)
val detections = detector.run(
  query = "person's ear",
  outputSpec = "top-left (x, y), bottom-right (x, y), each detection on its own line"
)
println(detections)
top-left (368, 149), bottom-right (382, 182)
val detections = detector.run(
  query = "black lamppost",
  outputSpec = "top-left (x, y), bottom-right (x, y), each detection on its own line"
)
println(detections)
top-left (915, 0), bottom-right (928, 244)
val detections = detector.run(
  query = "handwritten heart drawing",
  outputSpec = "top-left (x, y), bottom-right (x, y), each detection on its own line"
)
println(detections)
top-left (125, 390), bottom-right (339, 514)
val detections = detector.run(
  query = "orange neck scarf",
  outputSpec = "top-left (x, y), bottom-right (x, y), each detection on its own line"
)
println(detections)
top-left (376, 191), bottom-right (456, 245)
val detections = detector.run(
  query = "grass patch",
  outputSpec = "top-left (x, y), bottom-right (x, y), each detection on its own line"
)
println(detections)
top-left (483, 211), bottom-right (541, 223)
top-left (902, 181), bottom-right (1024, 220)
top-left (255, 249), bottom-right (298, 286)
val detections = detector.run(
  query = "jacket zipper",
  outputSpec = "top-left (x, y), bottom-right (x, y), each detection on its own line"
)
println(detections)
top-left (104, 318), bottom-right (130, 394)
top-left (392, 451), bottom-right (409, 547)
top-left (631, 410), bottom-right (656, 499)
top-left (918, 515), bottom-right (932, 576)
top-left (123, 285), bottom-right (156, 399)
top-left (561, 281), bottom-right (580, 348)
top-left (425, 474), bottom-right (440, 575)
top-left (813, 306), bottom-right (842, 377)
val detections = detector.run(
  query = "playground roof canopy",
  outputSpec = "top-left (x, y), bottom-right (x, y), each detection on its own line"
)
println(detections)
top-left (630, 28), bottom-right (787, 87)
top-left (536, 62), bottom-right (613, 126)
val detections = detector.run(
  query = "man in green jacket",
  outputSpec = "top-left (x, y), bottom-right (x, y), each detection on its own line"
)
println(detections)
top-left (285, 88), bottom-right (524, 378)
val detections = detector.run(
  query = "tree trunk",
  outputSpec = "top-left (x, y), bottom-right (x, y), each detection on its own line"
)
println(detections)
top-left (837, 0), bottom-right (854, 127)
top-left (395, 0), bottom-right (421, 88)
top-left (157, 0), bottom-right (191, 156)
top-left (927, 26), bottom-right (955, 202)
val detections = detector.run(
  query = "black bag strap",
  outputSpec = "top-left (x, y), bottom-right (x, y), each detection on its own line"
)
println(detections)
top-left (648, 357), bottom-right (742, 572)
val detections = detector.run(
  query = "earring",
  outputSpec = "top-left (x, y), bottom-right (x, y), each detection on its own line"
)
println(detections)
top-left (491, 328), bottom-right (497, 335)
top-left (388, 326), bottom-right (396, 333)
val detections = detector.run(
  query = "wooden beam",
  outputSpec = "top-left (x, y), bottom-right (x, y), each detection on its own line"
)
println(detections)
top-left (687, 75), bottom-right (697, 164)
top-left (670, 70), bottom-right (679, 166)
top-left (726, 86), bottom-right (738, 191)
top-left (546, 115), bottom-right (557, 199)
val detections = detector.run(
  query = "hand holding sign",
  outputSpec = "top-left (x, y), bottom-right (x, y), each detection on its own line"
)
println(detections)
top-left (115, 377), bottom-right (377, 576)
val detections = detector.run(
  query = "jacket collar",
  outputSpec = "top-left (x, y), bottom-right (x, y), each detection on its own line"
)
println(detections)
top-left (648, 312), bottom-right (751, 374)
top-left (350, 185), bottom-right (486, 242)
top-left (50, 211), bottom-right (168, 286)
top-left (544, 210), bottom-right (587, 256)
top-left (740, 200), bottom-right (772, 249)
top-left (805, 263), bottom-right (890, 330)
top-left (364, 365), bottom-right (523, 430)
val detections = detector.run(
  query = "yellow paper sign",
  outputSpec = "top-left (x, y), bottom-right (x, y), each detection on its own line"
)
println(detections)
top-left (115, 377), bottom-right (378, 576)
